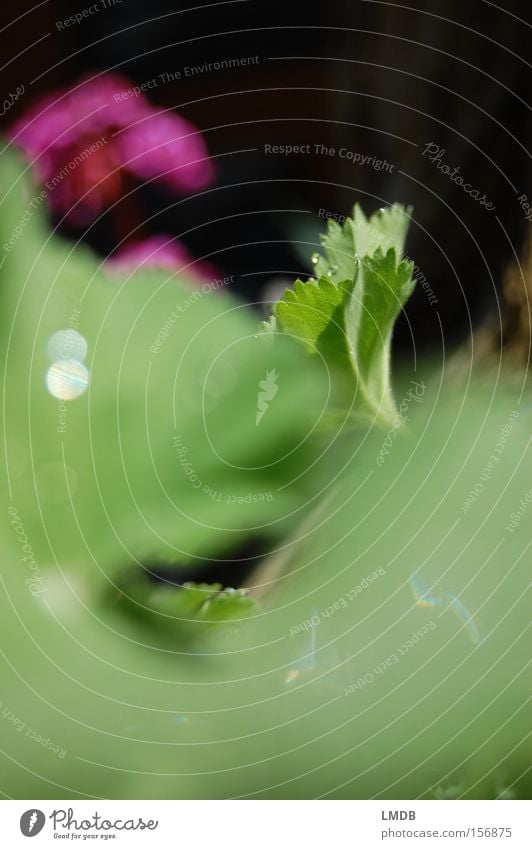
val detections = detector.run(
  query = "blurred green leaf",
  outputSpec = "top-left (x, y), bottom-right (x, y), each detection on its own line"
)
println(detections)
top-left (0, 146), bottom-right (327, 591)
top-left (0, 149), bottom-right (529, 802)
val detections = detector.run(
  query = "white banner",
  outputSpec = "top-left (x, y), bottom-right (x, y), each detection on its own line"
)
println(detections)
top-left (0, 800), bottom-right (530, 848)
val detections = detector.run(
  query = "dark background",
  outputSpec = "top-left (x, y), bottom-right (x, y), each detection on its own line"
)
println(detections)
top-left (2, 0), bottom-right (532, 352)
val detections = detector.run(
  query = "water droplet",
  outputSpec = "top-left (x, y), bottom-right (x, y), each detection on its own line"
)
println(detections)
top-left (46, 359), bottom-right (89, 400)
top-left (47, 329), bottom-right (87, 362)
top-left (311, 252), bottom-right (320, 265)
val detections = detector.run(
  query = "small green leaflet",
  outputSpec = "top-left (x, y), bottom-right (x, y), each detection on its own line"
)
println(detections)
top-left (113, 577), bottom-right (255, 642)
top-left (313, 203), bottom-right (412, 283)
top-left (266, 204), bottom-right (416, 426)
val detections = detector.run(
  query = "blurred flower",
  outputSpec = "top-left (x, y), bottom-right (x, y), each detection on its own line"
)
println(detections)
top-left (105, 234), bottom-right (217, 281)
top-left (9, 73), bottom-right (215, 224)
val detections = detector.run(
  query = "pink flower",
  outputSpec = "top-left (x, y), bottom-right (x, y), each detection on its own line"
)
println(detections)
top-left (117, 112), bottom-right (215, 193)
top-left (9, 74), bottom-right (214, 224)
top-left (105, 234), bottom-right (217, 282)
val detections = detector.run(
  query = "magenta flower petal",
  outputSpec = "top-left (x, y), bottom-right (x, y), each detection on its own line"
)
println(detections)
top-left (8, 73), bottom-right (215, 225)
top-left (64, 73), bottom-right (151, 131)
top-left (9, 94), bottom-right (75, 180)
top-left (118, 112), bottom-right (215, 192)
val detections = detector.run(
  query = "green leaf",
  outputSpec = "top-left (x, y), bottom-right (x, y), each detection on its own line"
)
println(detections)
top-left (314, 202), bottom-right (412, 284)
top-left (346, 248), bottom-right (415, 421)
top-left (271, 204), bottom-right (415, 426)
top-left (113, 576), bottom-right (255, 643)
top-left (276, 276), bottom-right (355, 365)
top-left (0, 145), bottom-right (327, 596)
top-left (0, 147), bottom-right (530, 802)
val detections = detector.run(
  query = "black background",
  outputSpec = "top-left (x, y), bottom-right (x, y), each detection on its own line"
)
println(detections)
top-left (2, 0), bottom-right (532, 353)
